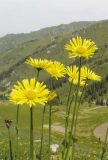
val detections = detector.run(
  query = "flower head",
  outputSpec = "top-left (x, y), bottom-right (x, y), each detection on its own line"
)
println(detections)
top-left (25, 57), bottom-right (53, 70)
top-left (9, 78), bottom-right (49, 107)
top-left (81, 66), bottom-right (102, 81)
top-left (65, 65), bottom-right (86, 86)
top-left (46, 61), bottom-right (65, 79)
top-left (65, 37), bottom-right (97, 59)
top-left (65, 65), bottom-right (78, 80)
top-left (5, 119), bottom-right (13, 129)
top-left (50, 144), bottom-right (59, 153)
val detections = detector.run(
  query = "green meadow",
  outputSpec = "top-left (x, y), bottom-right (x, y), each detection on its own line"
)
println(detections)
top-left (0, 101), bottom-right (108, 159)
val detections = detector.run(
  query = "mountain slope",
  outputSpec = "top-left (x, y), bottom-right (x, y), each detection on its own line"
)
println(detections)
top-left (0, 20), bottom-right (108, 101)
top-left (0, 21), bottom-right (95, 52)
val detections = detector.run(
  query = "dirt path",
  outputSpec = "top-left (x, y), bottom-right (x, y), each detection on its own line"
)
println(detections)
top-left (94, 123), bottom-right (108, 141)
top-left (88, 106), bottom-right (108, 111)
top-left (44, 123), bottom-right (65, 134)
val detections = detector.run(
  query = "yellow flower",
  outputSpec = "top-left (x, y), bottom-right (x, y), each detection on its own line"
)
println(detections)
top-left (46, 61), bottom-right (65, 79)
top-left (48, 91), bottom-right (57, 102)
top-left (81, 66), bottom-right (102, 81)
top-left (25, 57), bottom-right (53, 70)
top-left (9, 78), bottom-right (49, 107)
top-left (65, 65), bottom-right (86, 86)
top-left (65, 65), bottom-right (78, 80)
top-left (65, 36), bottom-right (97, 58)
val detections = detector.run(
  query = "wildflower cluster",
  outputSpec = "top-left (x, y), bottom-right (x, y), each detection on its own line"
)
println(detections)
top-left (65, 65), bottom-right (101, 86)
top-left (8, 36), bottom-right (102, 160)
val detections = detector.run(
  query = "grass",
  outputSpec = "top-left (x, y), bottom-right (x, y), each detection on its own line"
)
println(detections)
top-left (0, 101), bottom-right (108, 159)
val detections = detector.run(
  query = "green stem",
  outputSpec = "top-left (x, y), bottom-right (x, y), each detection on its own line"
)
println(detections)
top-left (67, 82), bottom-right (73, 107)
top-left (48, 103), bottom-right (52, 160)
top-left (100, 127), bottom-right (108, 160)
top-left (8, 128), bottom-right (13, 160)
top-left (63, 89), bottom-right (76, 159)
top-left (40, 106), bottom-right (46, 159)
top-left (37, 69), bottom-right (40, 79)
top-left (30, 107), bottom-right (34, 160)
top-left (73, 80), bottom-right (87, 136)
top-left (16, 105), bottom-right (19, 137)
top-left (65, 95), bottom-right (77, 160)
top-left (64, 83), bottom-right (72, 150)
top-left (71, 58), bottom-right (82, 160)
top-left (47, 78), bottom-right (53, 160)
top-left (65, 58), bottom-right (82, 160)
top-left (63, 94), bottom-right (75, 159)
top-left (15, 105), bottom-right (19, 158)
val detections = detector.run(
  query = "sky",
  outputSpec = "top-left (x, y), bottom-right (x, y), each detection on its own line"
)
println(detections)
top-left (0, 0), bottom-right (108, 37)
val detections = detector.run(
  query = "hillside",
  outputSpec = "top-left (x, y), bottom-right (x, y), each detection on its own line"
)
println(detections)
top-left (0, 21), bottom-right (95, 52)
top-left (0, 20), bottom-right (108, 102)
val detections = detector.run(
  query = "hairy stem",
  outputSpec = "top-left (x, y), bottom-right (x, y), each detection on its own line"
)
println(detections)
top-left (48, 103), bottom-right (52, 160)
top-left (64, 83), bottom-right (72, 150)
top-left (65, 58), bottom-right (82, 160)
top-left (8, 128), bottom-right (13, 160)
top-left (73, 80), bottom-right (87, 137)
top-left (40, 106), bottom-right (46, 159)
top-left (30, 107), bottom-right (34, 160)
top-left (15, 105), bottom-right (19, 158)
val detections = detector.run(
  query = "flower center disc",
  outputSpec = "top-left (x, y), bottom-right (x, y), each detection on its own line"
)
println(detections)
top-left (26, 90), bottom-right (36, 100)
top-left (76, 47), bottom-right (86, 54)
